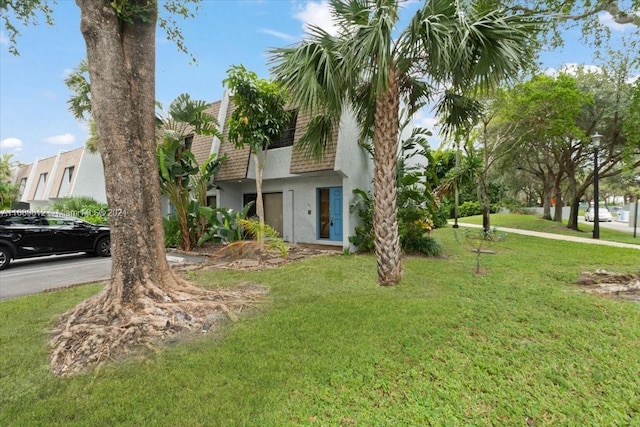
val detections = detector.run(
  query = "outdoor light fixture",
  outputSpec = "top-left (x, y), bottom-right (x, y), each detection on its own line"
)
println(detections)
top-left (591, 133), bottom-right (602, 239)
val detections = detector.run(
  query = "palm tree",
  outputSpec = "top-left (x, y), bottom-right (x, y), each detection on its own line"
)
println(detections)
top-left (270, 0), bottom-right (538, 285)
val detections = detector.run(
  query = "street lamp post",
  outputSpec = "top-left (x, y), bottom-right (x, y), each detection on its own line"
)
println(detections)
top-left (591, 133), bottom-right (602, 240)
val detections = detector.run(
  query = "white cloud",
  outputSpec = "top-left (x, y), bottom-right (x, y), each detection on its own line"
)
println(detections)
top-left (545, 63), bottom-right (602, 77)
top-left (42, 133), bottom-right (75, 145)
top-left (258, 28), bottom-right (297, 42)
top-left (0, 32), bottom-right (8, 46)
top-left (0, 137), bottom-right (23, 151)
top-left (598, 11), bottom-right (637, 32)
top-left (294, 1), bottom-right (338, 36)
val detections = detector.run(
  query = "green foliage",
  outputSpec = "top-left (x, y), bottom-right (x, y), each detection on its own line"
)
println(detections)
top-left (0, 155), bottom-right (21, 209)
top-left (64, 59), bottom-right (91, 121)
top-left (224, 65), bottom-right (290, 153)
top-left (350, 188), bottom-right (444, 256)
top-left (110, 0), bottom-right (154, 24)
top-left (163, 215), bottom-right (182, 248)
top-left (156, 93), bottom-right (225, 250)
top-left (237, 218), bottom-right (288, 257)
top-left (348, 189), bottom-right (375, 252)
top-left (459, 201), bottom-right (482, 218)
top-left (400, 223), bottom-right (443, 257)
top-left (3, 230), bottom-right (640, 425)
top-left (196, 202), bottom-right (255, 246)
top-left (48, 197), bottom-right (109, 224)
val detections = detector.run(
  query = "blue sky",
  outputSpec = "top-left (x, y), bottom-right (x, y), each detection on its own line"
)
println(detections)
top-left (0, 0), bottom-right (637, 165)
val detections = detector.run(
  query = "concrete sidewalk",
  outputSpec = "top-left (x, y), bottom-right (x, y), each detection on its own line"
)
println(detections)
top-left (452, 223), bottom-right (640, 251)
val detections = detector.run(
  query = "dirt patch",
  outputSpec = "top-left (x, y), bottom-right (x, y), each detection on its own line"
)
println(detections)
top-left (172, 242), bottom-right (342, 273)
top-left (575, 270), bottom-right (640, 302)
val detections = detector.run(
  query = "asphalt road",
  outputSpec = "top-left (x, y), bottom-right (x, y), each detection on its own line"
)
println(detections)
top-left (0, 254), bottom-right (112, 301)
top-left (0, 252), bottom-right (209, 301)
top-left (578, 218), bottom-right (639, 235)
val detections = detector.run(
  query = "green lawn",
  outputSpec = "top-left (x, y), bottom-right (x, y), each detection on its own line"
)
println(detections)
top-left (1, 228), bottom-right (640, 426)
top-left (458, 212), bottom-right (640, 245)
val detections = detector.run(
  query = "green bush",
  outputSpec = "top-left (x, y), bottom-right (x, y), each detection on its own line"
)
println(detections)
top-left (458, 201), bottom-right (481, 217)
top-left (400, 225), bottom-right (443, 256)
top-left (349, 189), bottom-right (443, 256)
top-left (348, 190), bottom-right (375, 252)
top-left (163, 215), bottom-right (182, 248)
top-left (48, 197), bottom-right (109, 224)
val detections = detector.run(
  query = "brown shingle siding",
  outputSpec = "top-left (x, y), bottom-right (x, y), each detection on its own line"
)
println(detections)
top-left (289, 109), bottom-right (338, 174)
top-left (191, 101), bottom-right (221, 166)
top-left (28, 156), bottom-right (56, 200)
top-left (49, 147), bottom-right (83, 199)
top-left (215, 101), bottom-right (251, 181)
top-left (214, 100), bottom-right (341, 180)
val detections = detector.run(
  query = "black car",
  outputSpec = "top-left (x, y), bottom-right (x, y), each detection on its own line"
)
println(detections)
top-left (0, 210), bottom-right (110, 270)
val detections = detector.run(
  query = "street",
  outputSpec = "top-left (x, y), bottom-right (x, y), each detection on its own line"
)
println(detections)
top-left (0, 254), bottom-right (111, 300)
top-left (0, 251), bottom-right (209, 301)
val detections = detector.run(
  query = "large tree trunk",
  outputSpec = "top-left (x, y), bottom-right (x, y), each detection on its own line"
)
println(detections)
top-left (373, 69), bottom-right (402, 286)
top-left (49, 0), bottom-right (262, 376)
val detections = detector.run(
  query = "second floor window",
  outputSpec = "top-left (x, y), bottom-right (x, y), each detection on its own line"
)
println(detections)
top-left (34, 173), bottom-right (47, 200)
top-left (57, 166), bottom-right (75, 197)
top-left (268, 110), bottom-right (298, 150)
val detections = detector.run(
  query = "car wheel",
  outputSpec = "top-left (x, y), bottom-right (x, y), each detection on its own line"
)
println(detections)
top-left (0, 246), bottom-right (11, 270)
top-left (96, 237), bottom-right (111, 257)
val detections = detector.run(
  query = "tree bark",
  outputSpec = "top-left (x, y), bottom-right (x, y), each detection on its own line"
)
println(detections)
top-left (46, 1), bottom-right (265, 377)
top-left (76, 0), bottom-right (177, 301)
top-left (373, 68), bottom-right (402, 286)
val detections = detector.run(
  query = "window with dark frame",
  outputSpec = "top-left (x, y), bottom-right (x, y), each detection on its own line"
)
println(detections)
top-left (268, 110), bottom-right (298, 150)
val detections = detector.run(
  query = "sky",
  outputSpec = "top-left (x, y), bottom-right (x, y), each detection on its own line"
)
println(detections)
top-left (0, 0), bottom-right (637, 166)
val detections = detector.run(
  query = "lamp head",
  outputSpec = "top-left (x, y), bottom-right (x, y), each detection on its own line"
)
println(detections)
top-left (591, 133), bottom-right (602, 148)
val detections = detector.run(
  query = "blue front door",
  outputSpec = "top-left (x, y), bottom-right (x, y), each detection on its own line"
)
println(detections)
top-left (318, 187), bottom-right (343, 241)
top-left (329, 187), bottom-right (342, 241)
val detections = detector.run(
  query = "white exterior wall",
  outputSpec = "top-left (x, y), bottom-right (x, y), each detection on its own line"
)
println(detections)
top-left (217, 109), bottom-right (373, 249)
top-left (72, 151), bottom-right (107, 203)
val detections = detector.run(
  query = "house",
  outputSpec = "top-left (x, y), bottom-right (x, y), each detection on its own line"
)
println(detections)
top-left (12, 147), bottom-right (107, 209)
top-left (187, 91), bottom-right (374, 250)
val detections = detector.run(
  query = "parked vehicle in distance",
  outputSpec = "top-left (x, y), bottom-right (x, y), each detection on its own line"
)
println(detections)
top-left (0, 210), bottom-right (110, 270)
top-left (584, 207), bottom-right (614, 222)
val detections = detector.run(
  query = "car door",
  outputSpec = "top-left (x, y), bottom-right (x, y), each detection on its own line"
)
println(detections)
top-left (47, 216), bottom-right (95, 252)
top-left (9, 215), bottom-right (58, 255)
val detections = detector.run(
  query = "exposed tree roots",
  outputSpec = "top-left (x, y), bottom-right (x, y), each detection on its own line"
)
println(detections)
top-left (49, 277), bottom-right (266, 377)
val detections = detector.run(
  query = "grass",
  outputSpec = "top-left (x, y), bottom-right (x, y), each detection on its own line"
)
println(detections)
top-left (2, 228), bottom-right (640, 425)
top-left (458, 212), bottom-right (640, 246)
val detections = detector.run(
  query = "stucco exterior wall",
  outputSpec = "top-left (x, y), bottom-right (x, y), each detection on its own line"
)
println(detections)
top-left (72, 150), bottom-right (107, 204)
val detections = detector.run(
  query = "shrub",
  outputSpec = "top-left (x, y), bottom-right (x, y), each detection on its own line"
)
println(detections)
top-left (458, 201), bottom-right (481, 217)
top-left (400, 221), bottom-right (443, 257)
top-left (163, 215), bottom-right (182, 248)
top-left (348, 190), bottom-right (375, 252)
top-left (349, 188), bottom-right (443, 256)
top-left (48, 197), bottom-right (109, 224)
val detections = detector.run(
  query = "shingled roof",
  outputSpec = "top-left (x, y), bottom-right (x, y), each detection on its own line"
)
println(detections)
top-left (215, 102), bottom-right (338, 181)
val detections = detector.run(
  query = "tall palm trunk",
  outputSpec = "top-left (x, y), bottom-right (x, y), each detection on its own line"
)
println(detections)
top-left (373, 69), bottom-right (402, 286)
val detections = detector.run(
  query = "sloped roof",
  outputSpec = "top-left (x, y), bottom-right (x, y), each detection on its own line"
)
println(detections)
top-left (190, 100), bottom-right (222, 167)
top-left (49, 147), bottom-right (84, 199)
top-left (215, 101), bottom-right (338, 181)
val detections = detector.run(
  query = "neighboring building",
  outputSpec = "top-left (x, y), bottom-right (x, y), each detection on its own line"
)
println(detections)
top-left (12, 147), bottom-right (106, 209)
top-left (187, 91), bottom-right (374, 250)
